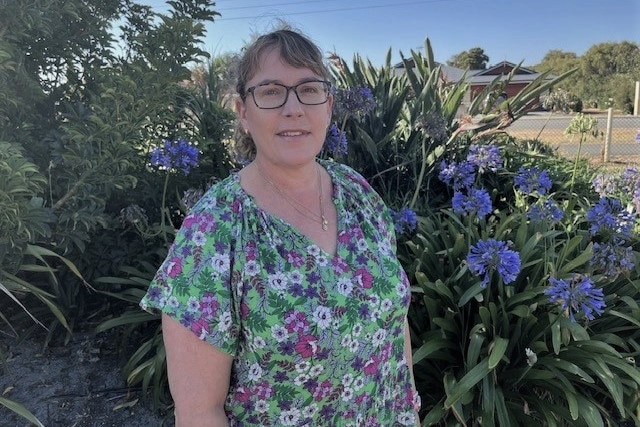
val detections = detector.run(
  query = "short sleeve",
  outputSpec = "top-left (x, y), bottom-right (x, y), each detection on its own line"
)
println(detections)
top-left (140, 184), bottom-right (241, 356)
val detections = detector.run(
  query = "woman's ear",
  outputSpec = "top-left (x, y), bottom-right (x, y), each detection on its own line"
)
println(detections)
top-left (324, 93), bottom-right (334, 126)
top-left (235, 95), bottom-right (249, 130)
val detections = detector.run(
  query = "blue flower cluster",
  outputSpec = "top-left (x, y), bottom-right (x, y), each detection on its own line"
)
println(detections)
top-left (586, 197), bottom-right (635, 239)
top-left (323, 124), bottom-right (348, 157)
top-left (527, 198), bottom-right (564, 224)
top-left (333, 85), bottom-right (376, 121)
top-left (452, 188), bottom-right (492, 217)
top-left (150, 139), bottom-right (199, 175)
top-left (415, 111), bottom-right (448, 142)
top-left (590, 242), bottom-right (635, 278)
top-left (585, 197), bottom-right (637, 277)
top-left (438, 160), bottom-right (475, 191)
top-left (514, 167), bottom-right (552, 195)
top-left (594, 167), bottom-right (640, 212)
top-left (391, 207), bottom-right (418, 235)
top-left (439, 144), bottom-right (503, 218)
top-left (545, 275), bottom-right (606, 321)
top-left (514, 166), bottom-right (563, 225)
top-left (467, 238), bottom-right (521, 287)
top-left (466, 144), bottom-right (503, 174)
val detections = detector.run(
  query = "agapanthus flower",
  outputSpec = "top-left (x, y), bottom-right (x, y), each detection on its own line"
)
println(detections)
top-left (467, 238), bottom-right (521, 287)
top-left (439, 160), bottom-right (475, 190)
top-left (514, 166), bottom-right (552, 195)
top-left (592, 173), bottom-right (617, 198)
top-left (466, 144), bottom-right (503, 174)
top-left (333, 86), bottom-right (376, 120)
top-left (452, 188), bottom-right (492, 218)
top-left (527, 198), bottom-right (564, 224)
top-left (150, 139), bottom-right (199, 175)
top-left (618, 167), bottom-right (640, 195)
top-left (590, 241), bottom-right (635, 278)
top-left (323, 123), bottom-right (348, 157)
top-left (391, 207), bottom-right (418, 234)
top-left (585, 197), bottom-right (636, 239)
top-left (545, 275), bottom-right (605, 321)
top-left (415, 111), bottom-right (448, 141)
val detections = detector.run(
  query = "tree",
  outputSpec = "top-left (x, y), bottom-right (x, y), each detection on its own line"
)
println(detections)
top-left (580, 41), bottom-right (640, 109)
top-left (534, 49), bottom-right (582, 95)
top-left (447, 47), bottom-right (489, 70)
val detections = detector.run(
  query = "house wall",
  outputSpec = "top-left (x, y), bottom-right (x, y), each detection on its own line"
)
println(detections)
top-left (470, 83), bottom-right (540, 110)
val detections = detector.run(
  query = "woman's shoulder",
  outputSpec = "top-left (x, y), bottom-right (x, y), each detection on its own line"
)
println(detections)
top-left (321, 159), bottom-right (372, 193)
top-left (180, 172), bottom-right (244, 228)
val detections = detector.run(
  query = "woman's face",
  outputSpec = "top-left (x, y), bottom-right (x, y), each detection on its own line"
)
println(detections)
top-left (236, 47), bottom-right (333, 169)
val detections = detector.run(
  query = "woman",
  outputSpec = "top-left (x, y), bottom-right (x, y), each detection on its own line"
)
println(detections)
top-left (141, 28), bottom-right (420, 426)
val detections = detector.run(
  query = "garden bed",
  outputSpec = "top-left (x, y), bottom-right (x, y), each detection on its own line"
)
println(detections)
top-left (0, 328), bottom-right (171, 427)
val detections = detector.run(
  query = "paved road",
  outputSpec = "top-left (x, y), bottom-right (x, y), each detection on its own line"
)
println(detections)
top-left (510, 113), bottom-right (640, 159)
top-left (511, 113), bottom-right (640, 134)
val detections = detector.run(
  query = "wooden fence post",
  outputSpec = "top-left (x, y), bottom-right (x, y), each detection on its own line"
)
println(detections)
top-left (603, 108), bottom-right (613, 163)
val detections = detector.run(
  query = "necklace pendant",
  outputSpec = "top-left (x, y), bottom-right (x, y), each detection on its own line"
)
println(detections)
top-left (321, 216), bottom-right (328, 231)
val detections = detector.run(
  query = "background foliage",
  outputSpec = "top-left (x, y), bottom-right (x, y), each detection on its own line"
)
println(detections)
top-left (1, 1), bottom-right (639, 426)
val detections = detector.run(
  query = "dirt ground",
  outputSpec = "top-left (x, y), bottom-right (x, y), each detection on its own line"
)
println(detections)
top-left (0, 328), bottom-right (174, 427)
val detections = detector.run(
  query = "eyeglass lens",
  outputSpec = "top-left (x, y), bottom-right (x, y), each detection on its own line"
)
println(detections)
top-left (252, 81), bottom-right (329, 108)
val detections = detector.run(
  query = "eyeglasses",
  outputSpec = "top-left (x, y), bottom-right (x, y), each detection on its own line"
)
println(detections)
top-left (244, 80), bottom-right (332, 109)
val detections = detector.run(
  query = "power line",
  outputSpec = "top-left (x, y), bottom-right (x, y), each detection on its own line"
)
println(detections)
top-left (215, 0), bottom-right (461, 21)
top-left (220, 0), bottom-right (344, 12)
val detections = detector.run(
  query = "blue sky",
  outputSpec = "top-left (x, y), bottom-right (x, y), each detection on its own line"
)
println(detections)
top-left (143, 0), bottom-right (639, 67)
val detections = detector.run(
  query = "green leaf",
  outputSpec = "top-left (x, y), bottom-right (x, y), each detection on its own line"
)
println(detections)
top-left (488, 337), bottom-right (509, 369)
top-left (413, 337), bottom-right (456, 364)
top-left (564, 389), bottom-right (579, 420)
top-left (458, 282), bottom-right (484, 307)
top-left (575, 394), bottom-right (604, 427)
top-left (444, 359), bottom-right (491, 408)
top-left (0, 397), bottom-right (44, 427)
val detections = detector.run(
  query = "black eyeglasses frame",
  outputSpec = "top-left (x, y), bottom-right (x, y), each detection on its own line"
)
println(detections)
top-left (243, 80), bottom-right (332, 109)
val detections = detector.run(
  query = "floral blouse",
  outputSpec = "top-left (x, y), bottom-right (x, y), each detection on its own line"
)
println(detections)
top-left (141, 160), bottom-right (417, 426)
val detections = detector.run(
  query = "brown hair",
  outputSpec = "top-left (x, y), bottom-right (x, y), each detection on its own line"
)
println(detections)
top-left (234, 27), bottom-right (331, 162)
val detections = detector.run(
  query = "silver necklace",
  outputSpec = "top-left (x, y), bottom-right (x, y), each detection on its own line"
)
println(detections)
top-left (258, 163), bottom-right (328, 231)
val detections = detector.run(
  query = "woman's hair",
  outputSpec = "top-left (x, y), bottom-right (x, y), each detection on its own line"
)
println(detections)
top-left (234, 26), bottom-right (331, 162)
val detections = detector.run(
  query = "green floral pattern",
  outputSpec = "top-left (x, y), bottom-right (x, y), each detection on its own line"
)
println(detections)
top-left (141, 160), bottom-right (416, 426)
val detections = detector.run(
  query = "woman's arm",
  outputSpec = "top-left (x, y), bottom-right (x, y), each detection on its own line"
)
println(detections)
top-left (162, 313), bottom-right (234, 427)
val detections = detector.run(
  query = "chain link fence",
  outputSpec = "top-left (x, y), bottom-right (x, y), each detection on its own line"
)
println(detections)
top-left (506, 112), bottom-right (640, 164)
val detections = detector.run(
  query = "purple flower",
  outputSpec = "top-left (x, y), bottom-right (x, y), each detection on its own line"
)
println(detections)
top-left (586, 197), bottom-right (636, 240)
top-left (590, 241), bottom-right (635, 278)
top-left (333, 85), bottom-right (376, 120)
top-left (467, 144), bottom-right (503, 174)
top-left (391, 207), bottom-right (418, 234)
top-left (150, 139), bottom-right (199, 175)
top-left (415, 111), bottom-right (448, 141)
top-left (452, 188), bottom-right (492, 218)
top-left (514, 167), bottom-right (553, 195)
top-left (592, 173), bottom-right (618, 197)
top-left (545, 275), bottom-right (605, 321)
top-left (323, 123), bottom-right (348, 157)
top-left (439, 160), bottom-right (476, 190)
top-left (527, 198), bottom-right (564, 224)
top-left (467, 238), bottom-right (521, 287)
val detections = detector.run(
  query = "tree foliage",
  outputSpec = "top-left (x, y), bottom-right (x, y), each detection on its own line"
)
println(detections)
top-left (447, 47), bottom-right (490, 70)
top-left (0, 0), bottom-right (231, 328)
top-left (535, 42), bottom-right (640, 112)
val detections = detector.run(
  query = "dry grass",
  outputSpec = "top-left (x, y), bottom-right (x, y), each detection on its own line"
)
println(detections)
top-left (506, 128), bottom-right (638, 146)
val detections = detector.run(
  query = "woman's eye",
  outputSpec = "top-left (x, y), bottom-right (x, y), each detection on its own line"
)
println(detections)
top-left (259, 86), bottom-right (283, 97)
top-left (299, 84), bottom-right (319, 94)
